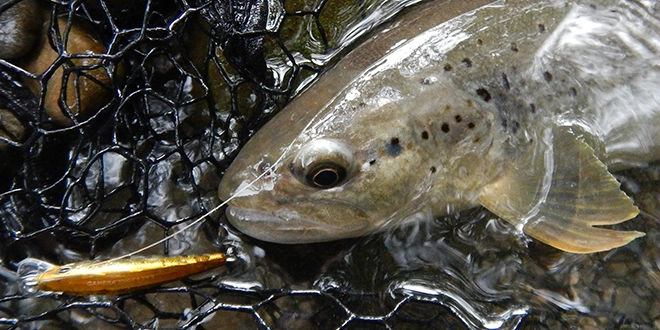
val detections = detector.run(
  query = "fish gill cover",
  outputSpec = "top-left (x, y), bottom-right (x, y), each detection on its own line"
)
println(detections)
top-left (0, 0), bottom-right (658, 329)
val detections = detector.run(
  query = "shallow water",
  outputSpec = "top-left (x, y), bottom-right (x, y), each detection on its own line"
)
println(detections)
top-left (0, 0), bottom-right (658, 329)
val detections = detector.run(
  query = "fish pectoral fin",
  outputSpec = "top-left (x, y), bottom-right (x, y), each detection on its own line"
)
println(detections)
top-left (479, 125), bottom-right (644, 254)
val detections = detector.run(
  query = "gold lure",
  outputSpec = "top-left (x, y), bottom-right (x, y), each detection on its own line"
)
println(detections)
top-left (17, 149), bottom-right (265, 296)
top-left (22, 253), bottom-right (227, 295)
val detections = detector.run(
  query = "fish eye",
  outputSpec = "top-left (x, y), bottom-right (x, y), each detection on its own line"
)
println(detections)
top-left (306, 163), bottom-right (347, 188)
top-left (291, 139), bottom-right (355, 189)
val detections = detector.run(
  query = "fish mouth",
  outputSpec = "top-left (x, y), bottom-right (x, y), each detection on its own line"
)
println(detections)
top-left (225, 205), bottom-right (370, 244)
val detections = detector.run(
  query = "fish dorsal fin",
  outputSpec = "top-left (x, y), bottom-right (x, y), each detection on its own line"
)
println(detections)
top-left (478, 126), bottom-right (644, 253)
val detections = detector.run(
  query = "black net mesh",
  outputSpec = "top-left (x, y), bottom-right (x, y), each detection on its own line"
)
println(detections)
top-left (0, 0), bottom-right (658, 329)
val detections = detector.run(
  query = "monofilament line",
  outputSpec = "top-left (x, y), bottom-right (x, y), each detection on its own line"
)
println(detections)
top-left (104, 112), bottom-right (323, 264)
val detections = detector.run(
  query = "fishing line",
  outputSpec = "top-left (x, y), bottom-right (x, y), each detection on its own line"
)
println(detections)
top-left (105, 107), bottom-right (326, 264)
top-left (103, 169), bottom-right (265, 263)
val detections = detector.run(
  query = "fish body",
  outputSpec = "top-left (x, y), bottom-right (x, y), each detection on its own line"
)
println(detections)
top-left (218, 0), bottom-right (659, 253)
top-left (26, 253), bottom-right (227, 295)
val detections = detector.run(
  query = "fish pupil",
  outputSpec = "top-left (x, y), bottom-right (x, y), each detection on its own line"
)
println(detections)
top-left (307, 164), bottom-right (346, 189)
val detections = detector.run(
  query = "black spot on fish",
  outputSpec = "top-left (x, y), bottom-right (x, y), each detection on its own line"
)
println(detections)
top-left (568, 87), bottom-right (577, 97)
top-left (501, 119), bottom-right (508, 129)
top-left (387, 137), bottom-right (402, 156)
top-left (529, 103), bottom-right (536, 113)
top-left (461, 58), bottom-right (472, 67)
top-left (501, 73), bottom-right (510, 91)
top-left (443, 64), bottom-right (453, 72)
top-left (476, 88), bottom-right (491, 102)
top-left (476, 39), bottom-right (483, 46)
top-left (543, 71), bottom-right (553, 82)
top-left (368, 158), bottom-right (377, 165)
top-left (467, 122), bottom-right (475, 129)
top-left (466, 99), bottom-right (473, 107)
top-left (510, 43), bottom-right (519, 52)
top-left (430, 166), bottom-right (437, 173)
top-left (512, 120), bottom-right (520, 134)
top-left (441, 123), bottom-right (450, 133)
top-left (538, 24), bottom-right (546, 33)
top-left (454, 115), bottom-right (463, 123)
top-left (421, 130), bottom-right (429, 140)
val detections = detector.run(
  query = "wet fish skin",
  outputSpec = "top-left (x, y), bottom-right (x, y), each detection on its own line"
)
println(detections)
top-left (218, 0), bottom-right (658, 253)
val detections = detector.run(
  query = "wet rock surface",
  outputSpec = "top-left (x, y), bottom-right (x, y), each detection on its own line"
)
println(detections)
top-left (0, 0), bottom-right (41, 60)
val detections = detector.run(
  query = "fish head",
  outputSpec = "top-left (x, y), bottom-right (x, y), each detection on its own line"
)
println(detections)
top-left (218, 76), bottom-right (496, 244)
top-left (218, 112), bottom-right (434, 243)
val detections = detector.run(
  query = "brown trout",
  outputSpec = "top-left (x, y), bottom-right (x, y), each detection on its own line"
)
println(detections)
top-left (218, 0), bottom-right (659, 253)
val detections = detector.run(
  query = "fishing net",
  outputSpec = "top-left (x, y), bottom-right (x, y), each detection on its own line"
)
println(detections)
top-left (0, 0), bottom-right (658, 329)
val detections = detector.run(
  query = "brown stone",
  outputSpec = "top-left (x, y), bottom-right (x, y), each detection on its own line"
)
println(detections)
top-left (20, 17), bottom-right (115, 125)
top-left (0, 109), bottom-right (26, 148)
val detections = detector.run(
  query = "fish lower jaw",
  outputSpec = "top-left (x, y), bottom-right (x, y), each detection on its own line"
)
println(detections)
top-left (224, 206), bottom-right (369, 244)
